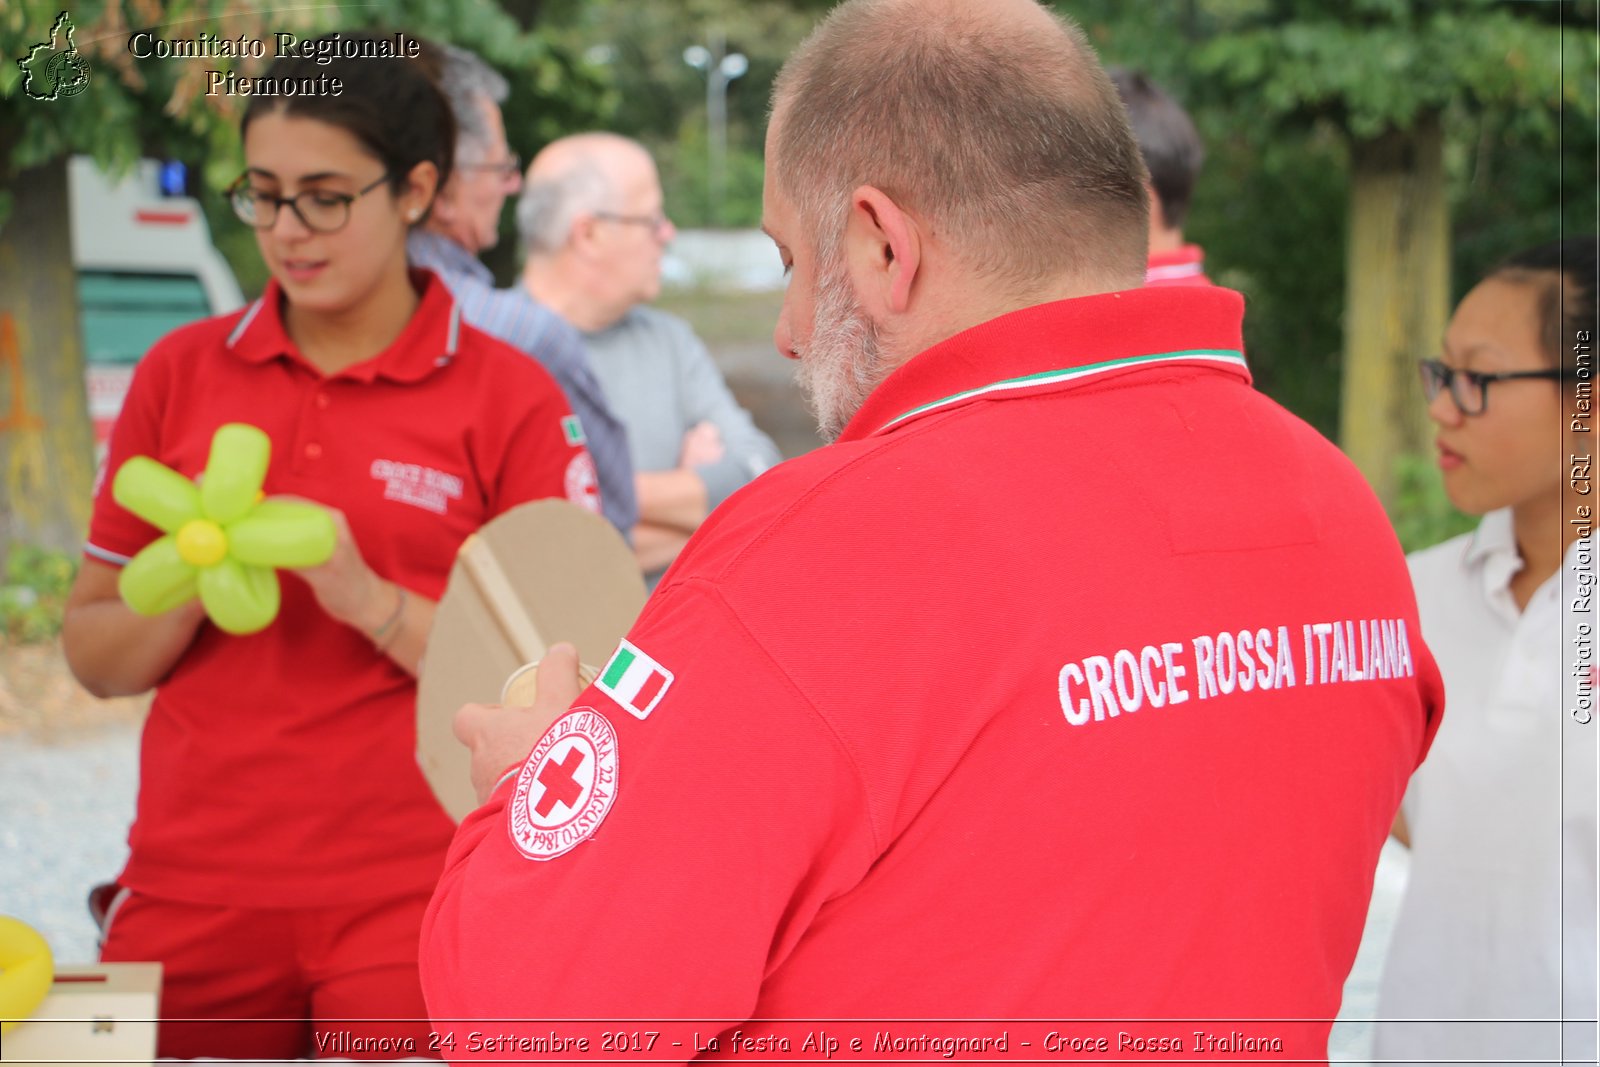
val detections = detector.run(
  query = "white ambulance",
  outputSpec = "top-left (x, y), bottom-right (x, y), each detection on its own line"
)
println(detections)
top-left (70, 155), bottom-right (245, 445)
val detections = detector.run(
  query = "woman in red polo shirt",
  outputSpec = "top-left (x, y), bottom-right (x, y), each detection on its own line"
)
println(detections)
top-left (60, 33), bottom-right (590, 1060)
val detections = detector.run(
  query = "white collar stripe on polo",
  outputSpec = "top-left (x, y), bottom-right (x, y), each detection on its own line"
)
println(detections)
top-left (1146, 261), bottom-right (1206, 282)
top-left (879, 348), bottom-right (1247, 434)
top-left (225, 298), bottom-right (265, 348)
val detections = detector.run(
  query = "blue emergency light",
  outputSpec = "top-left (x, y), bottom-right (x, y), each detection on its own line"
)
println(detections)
top-left (159, 160), bottom-right (187, 198)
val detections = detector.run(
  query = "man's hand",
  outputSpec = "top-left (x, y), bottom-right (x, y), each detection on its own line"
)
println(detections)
top-left (679, 421), bottom-right (725, 468)
top-left (453, 643), bottom-right (586, 805)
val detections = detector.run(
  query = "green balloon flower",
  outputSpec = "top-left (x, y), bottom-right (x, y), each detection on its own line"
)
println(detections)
top-left (113, 423), bottom-right (336, 635)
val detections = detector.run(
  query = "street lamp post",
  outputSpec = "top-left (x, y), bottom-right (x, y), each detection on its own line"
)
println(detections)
top-left (684, 30), bottom-right (747, 226)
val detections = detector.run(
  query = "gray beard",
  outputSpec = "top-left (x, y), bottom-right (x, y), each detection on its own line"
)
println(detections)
top-left (793, 259), bottom-right (891, 443)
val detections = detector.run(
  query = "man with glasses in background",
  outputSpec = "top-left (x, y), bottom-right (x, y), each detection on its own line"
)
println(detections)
top-left (518, 134), bottom-right (780, 585)
top-left (407, 44), bottom-right (637, 535)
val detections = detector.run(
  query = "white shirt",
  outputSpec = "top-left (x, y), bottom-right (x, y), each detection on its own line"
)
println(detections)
top-left (1375, 509), bottom-right (1597, 1065)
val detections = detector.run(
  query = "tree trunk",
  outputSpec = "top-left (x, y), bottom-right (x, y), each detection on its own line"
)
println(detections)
top-left (1339, 114), bottom-right (1450, 507)
top-left (0, 155), bottom-right (95, 553)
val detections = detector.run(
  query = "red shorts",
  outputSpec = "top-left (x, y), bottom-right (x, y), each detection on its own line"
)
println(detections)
top-left (98, 886), bottom-right (441, 1060)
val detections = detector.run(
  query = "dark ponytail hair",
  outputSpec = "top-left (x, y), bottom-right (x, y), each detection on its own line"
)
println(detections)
top-left (1490, 237), bottom-right (1599, 374)
top-left (241, 30), bottom-right (455, 217)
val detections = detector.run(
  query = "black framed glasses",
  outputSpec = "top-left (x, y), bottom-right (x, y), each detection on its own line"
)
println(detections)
top-left (594, 210), bottom-right (670, 235)
top-left (1418, 358), bottom-right (1563, 416)
top-left (228, 172), bottom-right (390, 234)
top-left (457, 153), bottom-right (521, 179)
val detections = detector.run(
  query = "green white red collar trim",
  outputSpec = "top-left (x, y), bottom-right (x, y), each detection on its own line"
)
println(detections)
top-left (877, 348), bottom-right (1247, 434)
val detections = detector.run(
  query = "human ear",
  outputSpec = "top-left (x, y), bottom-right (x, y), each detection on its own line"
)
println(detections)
top-left (402, 160), bottom-right (441, 224)
top-left (845, 185), bottom-right (921, 315)
top-left (570, 212), bottom-right (604, 257)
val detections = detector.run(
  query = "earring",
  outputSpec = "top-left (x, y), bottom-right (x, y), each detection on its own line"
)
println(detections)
top-left (408, 208), bottom-right (421, 222)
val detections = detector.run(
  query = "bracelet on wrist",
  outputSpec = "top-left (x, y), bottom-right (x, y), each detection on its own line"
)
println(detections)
top-left (369, 584), bottom-right (407, 651)
top-left (491, 763), bottom-right (523, 796)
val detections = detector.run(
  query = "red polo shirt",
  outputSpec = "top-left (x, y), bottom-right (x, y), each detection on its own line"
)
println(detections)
top-left (1145, 243), bottom-right (1213, 287)
top-left (423, 286), bottom-right (1442, 1060)
top-left (87, 270), bottom-right (593, 907)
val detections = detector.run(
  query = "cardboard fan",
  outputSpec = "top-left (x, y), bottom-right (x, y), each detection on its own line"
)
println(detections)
top-left (417, 500), bottom-right (647, 820)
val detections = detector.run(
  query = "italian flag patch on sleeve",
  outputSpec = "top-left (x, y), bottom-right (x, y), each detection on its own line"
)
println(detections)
top-left (597, 640), bottom-right (674, 720)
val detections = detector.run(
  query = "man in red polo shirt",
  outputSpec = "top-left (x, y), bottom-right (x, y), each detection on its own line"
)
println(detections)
top-left (424, 0), bottom-right (1442, 1058)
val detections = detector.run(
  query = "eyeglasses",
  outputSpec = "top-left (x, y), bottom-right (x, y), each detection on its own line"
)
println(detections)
top-left (458, 153), bottom-right (521, 179)
top-left (228, 173), bottom-right (390, 234)
top-left (595, 210), bottom-right (670, 235)
top-left (1417, 358), bottom-right (1563, 416)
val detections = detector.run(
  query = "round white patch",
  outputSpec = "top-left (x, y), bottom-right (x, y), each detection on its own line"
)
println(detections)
top-left (508, 708), bottom-right (618, 861)
top-left (564, 453), bottom-right (600, 514)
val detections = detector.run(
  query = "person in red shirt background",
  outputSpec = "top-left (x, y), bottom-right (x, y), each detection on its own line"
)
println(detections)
top-left (60, 32), bottom-right (592, 1060)
top-left (1109, 66), bottom-right (1214, 288)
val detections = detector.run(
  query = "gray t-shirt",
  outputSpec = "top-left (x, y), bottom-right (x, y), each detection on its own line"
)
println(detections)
top-left (584, 305), bottom-right (780, 513)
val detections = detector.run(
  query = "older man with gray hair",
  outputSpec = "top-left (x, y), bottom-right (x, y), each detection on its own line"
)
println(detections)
top-left (423, 0), bottom-right (1441, 1052)
top-left (407, 42), bottom-right (637, 535)
top-left (517, 133), bottom-right (781, 586)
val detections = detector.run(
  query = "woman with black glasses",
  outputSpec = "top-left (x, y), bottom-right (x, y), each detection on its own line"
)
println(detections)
top-left (61, 33), bottom-right (592, 1059)
top-left (1375, 238), bottom-right (1597, 1065)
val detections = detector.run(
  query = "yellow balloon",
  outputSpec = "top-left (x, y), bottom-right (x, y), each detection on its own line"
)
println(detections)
top-left (228, 501), bottom-right (336, 569)
top-left (112, 456), bottom-right (201, 534)
top-left (176, 519), bottom-right (229, 568)
top-left (0, 916), bottom-right (54, 1037)
top-left (200, 423), bottom-right (271, 526)
top-left (119, 536), bottom-right (201, 616)
top-left (197, 557), bottom-right (280, 635)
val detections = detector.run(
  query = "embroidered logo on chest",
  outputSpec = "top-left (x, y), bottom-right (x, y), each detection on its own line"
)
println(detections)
top-left (564, 453), bottom-right (601, 514)
top-left (369, 459), bottom-right (464, 515)
top-left (508, 708), bottom-right (619, 861)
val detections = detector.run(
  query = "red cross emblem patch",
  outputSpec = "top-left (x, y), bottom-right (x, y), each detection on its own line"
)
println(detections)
top-left (564, 452), bottom-right (601, 515)
top-left (508, 708), bottom-right (619, 861)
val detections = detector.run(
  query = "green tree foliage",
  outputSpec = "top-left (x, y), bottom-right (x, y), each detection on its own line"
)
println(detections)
top-left (1066, 0), bottom-right (1596, 512)
top-left (0, 1), bottom-right (608, 551)
top-left (1193, 1), bottom-right (1581, 136)
top-left (0, 545), bottom-right (78, 642)
top-left (2, 1), bottom-right (315, 207)
top-left (540, 0), bottom-right (817, 227)
top-left (0, 0), bottom-right (252, 552)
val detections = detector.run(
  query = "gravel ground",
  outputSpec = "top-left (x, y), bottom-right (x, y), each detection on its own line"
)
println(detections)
top-left (0, 719), bottom-right (139, 965)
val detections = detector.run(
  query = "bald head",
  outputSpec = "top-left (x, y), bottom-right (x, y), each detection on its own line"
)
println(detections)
top-left (770, 0), bottom-right (1148, 291)
top-left (517, 132), bottom-right (675, 330)
top-left (529, 131), bottom-right (647, 180)
top-left (518, 132), bottom-right (654, 256)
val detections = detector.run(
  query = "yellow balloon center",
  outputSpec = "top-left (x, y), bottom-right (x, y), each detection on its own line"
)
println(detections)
top-left (176, 519), bottom-right (228, 567)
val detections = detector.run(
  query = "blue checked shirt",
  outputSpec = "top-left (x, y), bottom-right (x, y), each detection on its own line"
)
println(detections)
top-left (409, 231), bottom-right (637, 534)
